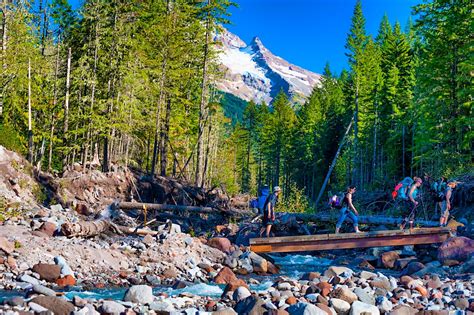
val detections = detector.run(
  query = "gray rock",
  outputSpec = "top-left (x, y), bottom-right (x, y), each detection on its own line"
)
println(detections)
top-left (350, 301), bottom-right (380, 315)
top-left (184, 237), bottom-right (193, 246)
top-left (149, 301), bottom-right (176, 312)
top-left (28, 302), bottom-right (49, 313)
top-left (74, 304), bottom-right (100, 315)
top-left (7, 296), bottom-right (25, 307)
top-left (376, 296), bottom-right (393, 313)
top-left (145, 275), bottom-right (161, 286)
top-left (224, 256), bottom-right (238, 269)
top-left (33, 284), bottom-right (57, 296)
top-left (19, 274), bottom-right (40, 285)
top-left (232, 286), bottom-right (251, 302)
top-left (353, 287), bottom-right (375, 305)
top-left (124, 285), bottom-right (154, 304)
top-left (359, 271), bottom-right (377, 280)
top-left (287, 302), bottom-right (327, 315)
top-left (54, 256), bottom-right (74, 277)
top-left (101, 300), bottom-right (125, 314)
top-left (277, 282), bottom-right (292, 291)
top-left (330, 298), bottom-right (350, 315)
top-left (50, 204), bottom-right (64, 212)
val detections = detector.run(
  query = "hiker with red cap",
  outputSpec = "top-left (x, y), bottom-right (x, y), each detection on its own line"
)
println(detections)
top-left (400, 177), bottom-right (423, 230)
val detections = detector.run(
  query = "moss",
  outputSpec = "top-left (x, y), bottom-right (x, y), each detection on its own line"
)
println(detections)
top-left (32, 183), bottom-right (48, 205)
top-left (14, 240), bottom-right (22, 249)
top-left (0, 197), bottom-right (24, 221)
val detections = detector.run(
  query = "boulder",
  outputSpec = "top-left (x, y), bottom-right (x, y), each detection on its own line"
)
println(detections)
top-left (370, 278), bottom-right (391, 291)
top-left (31, 296), bottom-right (75, 315)
top-left (317, 281), bottom-right (333, 297)
top-left (162, 266), bottom-right (178, 279)
top-left (0, 236), bottom-right (14, 254)
top-left (331, 287), bottom-right (357, 304)
top-left (249, 252), bottom-right (268, 273)
top-left (453, 298), bottom-right (469, 310)
top-left (208, 237), bottom-right (232, 253)
top-left (19, 274), bottom-right (40, 285)
top-left (123, 285), bottom-right (154, 304)
top-left (214, 309), bottom-right (238, 315)
top-left (232, 286), bottom-right (251, 302)
top-left (359, 271), bottom-right (376, 280)
top-left (54, 256), bottom-right (74, 277)
top-left (267, 261), bottom-right (280, 274)
top-left (324, 266), bottom-right (353, 278)
top-left (301, 272), bottom-right (321, 281)
top-left (376, 296), bottom-right (393, 313)
top-left (76, 304), bottom-right (100, 315)
top-left (7, 296), bottom-right (25, 307)
top-left (287, 302), bottom-right (328, 315)
top-left (101, 300), bottom-right (126, 314)
top-left (222, 279), bottom-right (249, 297)
top-left (331, 298), bottom-right (350, 315)
top-left (350, 301), bottom-right (379, 315)
top-left (388, 305), bottom-right (418, 315)
top-left (234, 296), bottom-right (266, 315)
top-left (402, 262), bottom-right (425, 276)
top-left (32, 263), bottom-right (61, 282)
top-left (379, 251), bottom-right (400, 269)
top-left (214, 267), bottom-right (238, 285)
top-left (56, 274), bottom-right (76, 287)
top-left (353, 287), bottom-right (375, 305)
top-left (394, 257), bottom-right (417, 270)
top-left (33, 284), bottom-right (57, 296)
top-left (38, 221), bottom-right (57, 237)
top-left (438, 237), bottom-right (474, 263)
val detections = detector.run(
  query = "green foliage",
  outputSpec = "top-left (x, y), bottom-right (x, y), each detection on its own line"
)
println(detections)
top-left (279, 183), bottom-right (311, 214)
top-left (0, 124), bottom-right (26, 154)
top-left (219, 92), bottom-right (248, 124)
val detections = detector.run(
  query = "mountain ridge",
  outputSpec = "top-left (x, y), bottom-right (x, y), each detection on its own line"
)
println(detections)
top-left (215, 29), bottom-right (322, 104)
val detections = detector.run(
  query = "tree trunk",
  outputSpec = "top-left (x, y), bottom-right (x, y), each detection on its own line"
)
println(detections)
top-left (402, 124), bottom-right (405, 177)
top-left (195, 0), bottom-right (211, 187)
top-left (160, 96), bottom-right (171, 176)
top-left (27, 58), bottom-right (33, 162)
top-left (0, 0), bottom-right (8, 119)
top-left (352, 83), bottom-right (359, 187)
top-left (62, 47), bottom-right (72, 168)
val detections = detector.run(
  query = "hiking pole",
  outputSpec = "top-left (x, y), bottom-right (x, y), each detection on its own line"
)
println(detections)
top-left (315, 115), bottom-right (355, 208)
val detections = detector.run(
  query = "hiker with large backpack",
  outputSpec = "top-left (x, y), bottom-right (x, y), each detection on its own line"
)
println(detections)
top-left (439, 180), bottom-right (457, 227)
top-left (400, 177), bottom-right (422, 230)
top-left (392, 177), bottom-right (414, 200)
top-left (334, 185), bottom-right (361, 234)
top-left (259, 186), bottom-right (282, 238)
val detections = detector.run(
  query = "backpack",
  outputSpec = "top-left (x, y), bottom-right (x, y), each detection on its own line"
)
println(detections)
top-left (391, 183), bottom-right (403, 200)
top-left (395, 177), bottom-right (414, 200)
top-left (329, 193), bottom-right (345, 209)
top-left (433, 191), bottom-right (445, 202)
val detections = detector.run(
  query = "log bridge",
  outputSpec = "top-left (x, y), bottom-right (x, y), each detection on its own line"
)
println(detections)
top-left (250, 227), bottom-right (452, 254)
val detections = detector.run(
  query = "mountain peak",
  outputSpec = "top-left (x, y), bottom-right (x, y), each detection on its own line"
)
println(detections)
top-left (216, 29), bottom-right (322, 104)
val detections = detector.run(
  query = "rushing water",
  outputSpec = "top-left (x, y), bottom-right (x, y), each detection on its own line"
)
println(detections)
top-left (0, 254), bottom-right (330, 302)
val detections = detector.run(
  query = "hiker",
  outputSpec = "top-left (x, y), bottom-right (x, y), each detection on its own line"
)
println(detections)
top-left (433, 176), bottom-right (447, 215)
top-left (440, 180), bottom-right (457, 227)
top-left (335, 185), bottom-right (360, 234)
top-left (400, 177), bottom-right (422, 230)
top-left (259, 186), bottom-right (281, 238)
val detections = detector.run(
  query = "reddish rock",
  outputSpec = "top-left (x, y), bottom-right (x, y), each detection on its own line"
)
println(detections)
top-left (415, 286), bottom-right (428, 297)
top-left (95, 282), bottom-right (106, 288)
top-left (75, 203), bottom-right (92, 216)
top-left (35, 209), bottom-right (49, 218)
top-left (6, 256), bottom-right (16, 269)
top-left (214, 266), bottom-right (238, 285)
top-left (222, 279), bottom-right (249, 296)
top-left (56, 275), bottom-right (76, 287)
top-left (198, 263), bottom-right (214, 273)
top-left (207, 237), bottom-right (232, 253)
top-left (317, 294), bottom-right (328, 305)
top-left (31, 296), bottom-right (75, 315)
top-left (31, 231), bottom-right (49, 238)
top-left (235, 268), bottom-right (250, 275)
top-left (331, 287), bottom-right (358, 304)
top-left (286, 296), bottom-right (297, 305)
top-left (380, 251), bottom-right (400, 269)
top-left (438, 237), bottom-right (474, 263)
top-left (267, 261), bottom-right (280, 274)
top-left (205, 301), bottom-right (217, 311)
top-left (38, 222), bottom-right (57, 237)
top-left (32, 263), bottom-right (61, 282)
top-left (119, 271), bottom-right (129, 279)
top-left (316, 281), bottom-right (332, 297)
top-left (300, 272), bottom-right (320, 281)
top-left (0, 237), bottom-right (14, 254)
top-left (162, 267), bottom-right (178, 279)
top-left (431, 291), bottom-right (443, 299)
top-left (469, 301), bottom-right (474, 312)
top-left (0, 257), bottom-right (4, 264)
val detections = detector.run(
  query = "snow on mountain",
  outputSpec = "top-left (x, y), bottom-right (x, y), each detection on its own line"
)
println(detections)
top-left (215, 29), bottom-right (322, 104)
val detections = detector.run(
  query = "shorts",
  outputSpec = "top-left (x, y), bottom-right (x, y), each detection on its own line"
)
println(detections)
top-left (262, 217), bottom-right (275, 226)
top-left (441, 201), bottom-right (449, 218)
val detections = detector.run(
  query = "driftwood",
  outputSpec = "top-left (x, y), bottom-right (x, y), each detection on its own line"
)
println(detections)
top-left (61, 220), bottom-right (159, 237)
top-left (116, 201), bottom-right (254, 217)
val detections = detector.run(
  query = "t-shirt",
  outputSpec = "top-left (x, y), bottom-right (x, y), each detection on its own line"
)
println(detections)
top-left (263, 193), bottom-right (278, 219)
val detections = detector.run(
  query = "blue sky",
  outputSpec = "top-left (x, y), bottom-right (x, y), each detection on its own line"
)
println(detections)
top-left (68, 0), bottom-right (420, 75)
top-left (226, 0), bottom-right (421, 75)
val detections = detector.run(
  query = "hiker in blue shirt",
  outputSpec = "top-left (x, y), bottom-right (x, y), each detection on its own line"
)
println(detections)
top-left (257, 186), bottom-right (270, 215)
top-left (400, 177), bottom-right (422, 230)
top-left (440, 180), bottom-right (457, 227)
top-left (259, 186), bottom-right (281, 238)
top-left (335, 185), bottom-right (361, 234)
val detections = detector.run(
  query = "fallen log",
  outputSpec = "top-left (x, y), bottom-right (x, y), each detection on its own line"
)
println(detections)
top-left (115, 201), bottom-right (254, 217)
top-left (293, 213), bottom-right (440, 227)
top-left (61, 220), bottom-right (159, 237)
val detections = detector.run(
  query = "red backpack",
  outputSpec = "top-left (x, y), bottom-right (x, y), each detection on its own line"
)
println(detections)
top-left (392, 183), bottom-right (403, 200)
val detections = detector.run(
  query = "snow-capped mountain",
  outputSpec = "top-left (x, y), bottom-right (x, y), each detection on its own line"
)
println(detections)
top-left (215, 29), bottom-right (322, 104)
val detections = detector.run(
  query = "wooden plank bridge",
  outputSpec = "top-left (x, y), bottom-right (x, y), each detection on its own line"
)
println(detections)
top-left (250, 227), bottom-right (452, 253)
